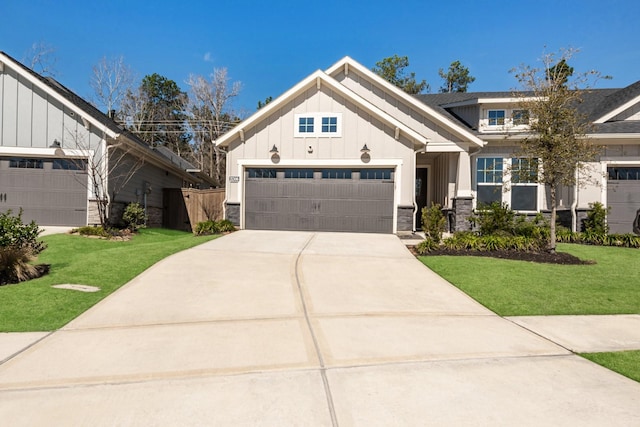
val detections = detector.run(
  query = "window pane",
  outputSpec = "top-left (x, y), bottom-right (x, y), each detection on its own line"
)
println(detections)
top-left (477, 185), bottom-right (502, 205)
top-left (9, 158), bottom-right (43, 169)
top-left (488, 110), bottom-right (505, 126)
top-left (322, 169), bottom-right (352, 179)
top-left (360, 169), bottom-right (392, 180)
top-left (513, 110), bottom-right (530, 125)
top-left (284, 169), bottom-right (314, 178)
top-left (512, 158), bottom-right (538, 183)
top-left (321, 116), bottom-right (337, 133)
top-left (511, 186), bottom-right (537, 210)
top-left (477, 158), bottom-right (503, 183)
top-left (53, 159), bottom-right (86, 171)
top-left (247, 168), bottom-right (277, 178)
top-left (608, 167), bottom-right (640, 180)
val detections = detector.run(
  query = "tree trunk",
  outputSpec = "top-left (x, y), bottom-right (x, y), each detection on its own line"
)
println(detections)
top-left (549, 185), bottom-right (557, 253)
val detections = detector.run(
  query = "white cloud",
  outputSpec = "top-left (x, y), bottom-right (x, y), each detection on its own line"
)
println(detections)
top-left (203, 52), bottom-right (213, 62)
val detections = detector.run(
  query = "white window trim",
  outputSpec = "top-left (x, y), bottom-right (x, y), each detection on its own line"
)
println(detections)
top-left (479, 108), bottom-right (531, 133)
top-left (474, 156), bottom-right (542, 212)
top-left (294, 113), bottom-right (342, 137)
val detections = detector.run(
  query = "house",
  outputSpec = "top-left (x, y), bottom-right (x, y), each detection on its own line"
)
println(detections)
top-left (216, 56), bottom-right (640, 235)
top-left (0, 51), bottom-right (211, 228)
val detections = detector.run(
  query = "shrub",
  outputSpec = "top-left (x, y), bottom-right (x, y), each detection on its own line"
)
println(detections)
top-left (0, 209), bottom-right (46, 255)
top-left (77, 226), bottom-right (112, 238)
top-left (470, 202), bottom-right (515, 236)
top-left (421, 203), bottom-right (446, 243)
top-left (584, 202), bottom-right (610, 235)
top-left (122, 202), bottom-right (147, 232)
top-left (195, 220), bottom-right (219, 236)
top-left (0, 209), bottom-right (47, 285)
top-left (416, 237), bottom-right (439, 254)
top-left (216, 219), bottom-right (236, 233)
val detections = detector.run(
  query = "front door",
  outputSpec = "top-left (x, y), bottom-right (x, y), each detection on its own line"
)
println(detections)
top-left (415, 168), bottom-right (428, 229)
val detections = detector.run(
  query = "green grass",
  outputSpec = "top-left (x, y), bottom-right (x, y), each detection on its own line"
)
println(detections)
top-left (418, 243), bottom-right (640, 316)
top-left (581, 351), bottom-right (640, 383)
top-left (0, 228), bottom-right (218, 332)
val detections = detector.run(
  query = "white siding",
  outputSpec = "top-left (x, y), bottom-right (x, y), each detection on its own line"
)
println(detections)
top-left (333, 70), bottom-right (462, 144)
top-left (226, 85), bottom-right (415, 206)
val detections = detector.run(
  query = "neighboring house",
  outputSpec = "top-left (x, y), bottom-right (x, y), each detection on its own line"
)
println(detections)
top-left (0, 51), bottom-right (211, 227)
top-left (217, 56), bottom-right (640, 235)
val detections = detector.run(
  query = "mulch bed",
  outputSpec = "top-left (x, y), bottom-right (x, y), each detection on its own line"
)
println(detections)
top-left (409, 246), bottom-right (593, 265)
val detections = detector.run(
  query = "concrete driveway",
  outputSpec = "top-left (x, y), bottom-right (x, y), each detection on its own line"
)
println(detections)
top-left (0, 230), bottom-right (639, 426)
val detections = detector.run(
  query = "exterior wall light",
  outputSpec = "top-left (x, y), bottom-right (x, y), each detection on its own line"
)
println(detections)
top-left (360, 144), bottom-right (370, 153)
top-left (269, 144), bottom-right (278, 154)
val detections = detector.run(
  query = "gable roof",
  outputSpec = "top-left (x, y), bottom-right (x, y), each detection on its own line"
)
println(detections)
top-left (590, 81), bottom-right (640, 123)
top-left (215, 67), bottom-right (429, 148)
top-left (417, 85), bottom-right (640, 135)
top-left (325, 57), bottom-right (485, 147)
top-left (0, 51), bottom-right (210, 184)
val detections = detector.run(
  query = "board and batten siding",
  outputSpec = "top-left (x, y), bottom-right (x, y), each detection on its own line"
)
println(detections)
top-left (0, 65), bottom-right (103, 152)
top-left (225, 84), bottom-right (416, 206)
top-left (332, 70), bottom-right (462, 145)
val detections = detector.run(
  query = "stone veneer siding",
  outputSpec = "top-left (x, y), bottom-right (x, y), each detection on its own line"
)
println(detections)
top-left (452, 197), bottom-right (473, 232)
top-left (225, 202), bottom-right (241, 227)
top-left (396, 205), bottom-right (414, 232)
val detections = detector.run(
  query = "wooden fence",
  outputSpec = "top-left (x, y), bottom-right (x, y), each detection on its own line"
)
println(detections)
top-left (163, 188), bottom-right (225, 232)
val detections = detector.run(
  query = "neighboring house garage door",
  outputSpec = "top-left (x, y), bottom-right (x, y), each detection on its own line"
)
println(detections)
top-left (244, 168), bottom-right (394, 233)
top-left (607, 166), bottom-right (640, 235)
top-left (0, 157), bottom-right (88, 226)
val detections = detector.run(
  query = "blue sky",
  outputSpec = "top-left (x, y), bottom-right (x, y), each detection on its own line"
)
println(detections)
top-left (1, 0), bottom-right (639, 115)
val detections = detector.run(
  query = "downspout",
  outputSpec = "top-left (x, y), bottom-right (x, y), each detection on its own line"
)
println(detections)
top-left (412, 144), bottom-right (427, 233)
top-left (571, 168), bottom-right (579, 232)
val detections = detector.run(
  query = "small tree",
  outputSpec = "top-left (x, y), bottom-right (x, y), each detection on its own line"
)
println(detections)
top-left (510, 49), bottom-right (610, 252)
top-left (187, 68), bottom-right (242, 186)
top-left (438, 60), bottom-right (476, 93)
top-left (90, 55), bottom-right (135, 114)
top-left (421, 203), bottom-right (446, 243)
top-left (372, 55), bottom-right (429, 94)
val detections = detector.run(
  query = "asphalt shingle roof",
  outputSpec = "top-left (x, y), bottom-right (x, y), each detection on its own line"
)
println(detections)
top-left (415, 82), bottom-right (640, 136)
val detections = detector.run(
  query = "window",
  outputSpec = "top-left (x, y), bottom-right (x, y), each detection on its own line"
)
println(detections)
top-left (487, 110), bottom-right (505, 126)
top-left (298, 117), bottom-right (314, 133)
top-left (512, 110), bottom-right (530, 126)
top-left (360, 169), bottom-right (392, 180)
top-left (322, 169), bottom-right (352, 179)
top-left (321, 117), bottom-right (338, 133)
top-left (294, 113), bottom-right (342, 137)
top-left (53, 159), bottom-right (87, 171)
top-left (9, 158), bottom-right (43, 169)
top-left (476, 157), bottom-right (503, 206)
top-left (284, 169), bottom-right (314, 179)
top-left (247, 168), bottom-right (277, 178)
top-left (511, 158), bottom-right (538, 211)
top-left (608, 167), bottom-right (640, 180)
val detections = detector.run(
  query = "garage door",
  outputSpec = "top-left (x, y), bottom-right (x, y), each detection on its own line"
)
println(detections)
top-left (245, 168), bottom-right (394, 233)
top-left (0, 157), bottom-right (88, 226)
top-left (607, 166), bottom-right (640, 235)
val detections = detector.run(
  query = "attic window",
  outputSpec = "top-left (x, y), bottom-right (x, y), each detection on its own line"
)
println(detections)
top-left (512, 110), bottom-right (530, 126)
top-left (488, 110), bottom-right (505, 126)
top-left (295, 113), bottom-right (342, 137)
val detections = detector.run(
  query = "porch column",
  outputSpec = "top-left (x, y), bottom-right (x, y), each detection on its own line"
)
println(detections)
top-left (455, 150), bottom-right (472, 198)
top-left (453, 150), bottom-right (473, 231)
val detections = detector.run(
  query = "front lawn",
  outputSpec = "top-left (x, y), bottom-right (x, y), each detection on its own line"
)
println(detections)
top-left (0, 228), bottom-right (218, 332)
top-left (418, 243), bottom-right (640, 316)
top-left (581, 351), bottom-right (640, 383)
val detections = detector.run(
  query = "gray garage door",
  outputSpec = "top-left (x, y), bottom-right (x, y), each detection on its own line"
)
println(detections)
top-left (245, 168), bottom-right (394, 233)
top-left (0, 157), bottom-right (88, 226)
top-left (607, 166), bottom-right (640, 235)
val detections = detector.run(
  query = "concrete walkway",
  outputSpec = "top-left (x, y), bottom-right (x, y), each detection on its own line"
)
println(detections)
top-left (0, 230), bottom-right (639, 425)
